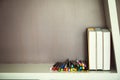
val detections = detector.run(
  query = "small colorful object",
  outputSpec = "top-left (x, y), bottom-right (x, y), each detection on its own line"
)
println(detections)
top-left (51, 59), bottom-right (88, 72)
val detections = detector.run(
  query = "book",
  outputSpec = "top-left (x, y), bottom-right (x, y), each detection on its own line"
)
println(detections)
top-left (95, 28), bottom-right (103, 70)
top-left (88, 28), bottom-right (97, 70)
top-left (102, 29), bottom-right (111, 70)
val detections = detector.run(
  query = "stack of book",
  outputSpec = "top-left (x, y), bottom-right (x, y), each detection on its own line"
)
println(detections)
top-left (87, 27), bottom-right (111, 70)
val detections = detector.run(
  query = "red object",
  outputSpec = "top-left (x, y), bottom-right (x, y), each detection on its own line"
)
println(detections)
top-left (52, 67), bottom-right (56, 71)
top-left (56, 67), bottom-right (59, 71)
top-left (64, 68), bottom-right (66, 71)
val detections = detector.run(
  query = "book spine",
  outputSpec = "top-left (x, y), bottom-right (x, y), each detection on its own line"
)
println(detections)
top-left (96, 31), bottom-right (103, 70)
top-left (103, 31), bottom-right (111, 70)
top-left (88, 30), bottom-right (97, 70)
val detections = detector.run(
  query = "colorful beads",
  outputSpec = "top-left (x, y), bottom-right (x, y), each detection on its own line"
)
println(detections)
top-left (51, 59), bottom-right (88, 72)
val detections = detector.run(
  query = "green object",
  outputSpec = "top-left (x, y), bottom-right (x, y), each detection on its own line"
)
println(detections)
top-left (58, 68), bottom-right (61, 72)
top-left (61, 68), bottom-right (63, 71)
top-left (71, 65), bottom-right (74, 68)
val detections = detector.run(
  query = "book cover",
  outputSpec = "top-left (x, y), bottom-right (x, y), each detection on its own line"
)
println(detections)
top-left (102, 29), bottom-right (111, 70)
top-left (88, 28), bottom-right (97, 70)
top-left (95, 28), bottom-right (103, 70)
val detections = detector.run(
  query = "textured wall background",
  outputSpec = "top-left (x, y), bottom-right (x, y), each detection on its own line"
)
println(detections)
top-left (0, 0), bottom-right (105, 63)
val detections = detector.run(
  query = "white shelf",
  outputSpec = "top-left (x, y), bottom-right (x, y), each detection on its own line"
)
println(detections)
top-left (0, 0), bottom-right (120, 80)
top-left (0, 64), bottom-right (118, 80)
top-left (0, 64), bottom-right (116, 73)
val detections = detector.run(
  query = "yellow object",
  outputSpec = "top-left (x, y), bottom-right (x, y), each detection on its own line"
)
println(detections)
top-left (70, 68), bottom-right (73, 72)
top-left (87, 27), bottom-right (95, 31)
top-left (71, 68), bottom-right (77, 72)
top-left (74, 68), bottom-right (77, 72)
top-left (82, 67), bottom-right (85, 70)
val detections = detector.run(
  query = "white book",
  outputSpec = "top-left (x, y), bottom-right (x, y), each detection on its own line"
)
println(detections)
top-left (96, 29), bottom-right (103, 70)
top-left (102, 29), bottom-right (111, 70)
top-left (88, 28), bottom-right (97, 70)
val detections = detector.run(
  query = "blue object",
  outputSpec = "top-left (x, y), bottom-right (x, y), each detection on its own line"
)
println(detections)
top-left (80, 66), bottom-right (82, 70)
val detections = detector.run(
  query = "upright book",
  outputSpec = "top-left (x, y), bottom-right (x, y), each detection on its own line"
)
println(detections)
top-left (95, 28), bottom-right (103, 70)
top-left (102, 29), bottom-right (111, 70)
top-left (88, 28), bottom-right (97, 70)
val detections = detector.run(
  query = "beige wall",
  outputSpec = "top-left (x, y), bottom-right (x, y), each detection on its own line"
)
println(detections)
top-left (0, 0), bottom-right (105, 63)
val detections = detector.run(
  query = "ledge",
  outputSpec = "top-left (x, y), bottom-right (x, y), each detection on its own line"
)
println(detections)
top-left (0, 64), bottom-right (118, 80)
